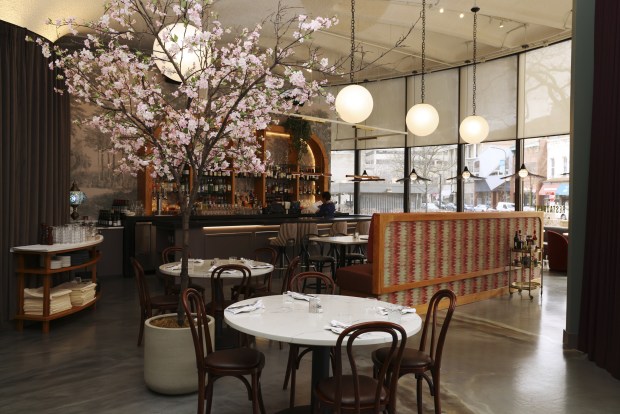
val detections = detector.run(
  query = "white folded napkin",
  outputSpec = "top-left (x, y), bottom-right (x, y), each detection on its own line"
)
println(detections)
top-left (250, 264), bottom-right (272, 269)
top-left (287, 291), bottom-right (317, 302)
top-left (225, 300), bottom-right (264, 315)
top-left (166, 259), bottom-right (204, 271)
top-left (327, 321), bottom-right (373, 338)
top-left (376, 306), bottom-right (417, 316)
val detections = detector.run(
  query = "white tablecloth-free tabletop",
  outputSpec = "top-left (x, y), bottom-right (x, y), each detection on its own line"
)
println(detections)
top-left (225, 294), bottom-right (421, 347)
top-left (158, 259), bottom-right (274, 280)
top-left (225, 294), bottom-right (421, 412)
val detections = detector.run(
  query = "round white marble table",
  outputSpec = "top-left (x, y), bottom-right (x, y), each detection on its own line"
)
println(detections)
top-left (225, 294), bottom-right (422, 413)
top-left (158, 259), bottom-right (274, 280)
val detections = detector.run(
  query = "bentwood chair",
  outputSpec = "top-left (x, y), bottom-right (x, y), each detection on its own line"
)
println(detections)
top-left (131, 257), bottom-right (178, 346)
top-left (300, 233), bottom-right (337, 277)
top-left (372, 289), bottom-right (457, 414)
top-left (207, 264), bottom-right (252, 318)
top-left (313, 321), bottom-right (407, 414)
top-left (182, 288), bottom-right (266, 414)
top-left (283, 271), bottom-right (336, 408)
top-left (160, 246), bottom-right (206, 300)
top-left (280, 256), bottom-right (301, 295)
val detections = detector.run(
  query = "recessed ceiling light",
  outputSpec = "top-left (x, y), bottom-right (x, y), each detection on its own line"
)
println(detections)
top-left (439, 7), bottom-right (444, 13)
top-left (459, 13), bottom-right (465, 18)
top-left (499, 20), bottom-right (504, 28)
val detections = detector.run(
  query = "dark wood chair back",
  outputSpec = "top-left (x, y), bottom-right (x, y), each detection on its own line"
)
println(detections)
top-left (288, 271), bottom-right (335, 294)
top-left (419, 289), bottom-right (457, 372)
top-left (182, 288), bottom-right (215, 357)
top-left (210, 264), bottom-right (251, 311)
top-left (131, 257), bottom-right (152, 315)
top-left (318, 321), bottom-right (407, 413)
top-left (161, 246), bottom-right (191, 264)
top-left (281, 256), bottom-right (301, 294)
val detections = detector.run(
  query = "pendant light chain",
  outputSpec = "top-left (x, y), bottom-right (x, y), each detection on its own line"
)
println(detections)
top-left (350, 0), bottom-right (356, 83)
top-left (471, 6), bottom-right (480, 116)
top-left (421, 0), bottom-right (426, 103)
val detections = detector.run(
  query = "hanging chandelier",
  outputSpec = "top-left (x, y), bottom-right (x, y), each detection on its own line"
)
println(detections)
top-left (405, 0), bottom-right (439, 136)
top-left (459, 5), bottom-right (489, 144)
top-left (335, 0), bottom-right (374, 124)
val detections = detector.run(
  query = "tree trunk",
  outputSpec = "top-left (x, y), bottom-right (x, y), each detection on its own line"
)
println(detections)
top-left (176, 201), bottom-right (191, 325)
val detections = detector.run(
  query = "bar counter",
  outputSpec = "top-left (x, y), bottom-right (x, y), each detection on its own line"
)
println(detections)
top-left (122, 213), bottom-right (371, 277)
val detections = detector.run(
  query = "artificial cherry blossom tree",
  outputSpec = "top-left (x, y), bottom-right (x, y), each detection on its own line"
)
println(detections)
top-left (32, 0), bottom-right (338, 322)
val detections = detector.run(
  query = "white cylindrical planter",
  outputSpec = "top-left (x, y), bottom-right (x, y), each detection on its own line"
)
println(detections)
top-left (144, 313), bottom-right (214, 395)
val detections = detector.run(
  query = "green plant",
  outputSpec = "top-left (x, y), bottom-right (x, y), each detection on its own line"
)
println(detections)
top-left (283, 117), bottom-right (311, 159)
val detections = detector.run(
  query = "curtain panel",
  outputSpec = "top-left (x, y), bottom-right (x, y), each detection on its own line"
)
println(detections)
top-left (0, 21), bottom-right (70, 326)
top-left (578, 0), bottom-right (620, 379)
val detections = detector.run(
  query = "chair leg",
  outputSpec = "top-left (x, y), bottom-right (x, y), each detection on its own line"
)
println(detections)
top-left (251, 372), bottom-right (261, 414)
top-left (432, 371), bottom-right (441, 414)
top-left (197, 372), bottom-right (206, 414)
top-left (257, 372), bottom-right (266, 414)
top-left (416, 374), bottom-right (424, 414)
top-left (137, 314), bottom-right (145, 346)
top-left (205, 376), bottom-right (215, 414)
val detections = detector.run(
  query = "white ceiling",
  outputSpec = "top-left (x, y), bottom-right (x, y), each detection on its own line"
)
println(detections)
top-left (0, 0), bottom-right (573, 82)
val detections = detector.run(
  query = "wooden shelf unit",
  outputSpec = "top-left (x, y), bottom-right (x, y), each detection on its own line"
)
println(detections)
top-left (12, 236), bottom-right (103, 333)
top-left (137, 125), bottom-right (330, 214)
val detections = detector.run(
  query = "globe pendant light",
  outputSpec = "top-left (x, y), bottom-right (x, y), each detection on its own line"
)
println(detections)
top-left (459, 6), bottom-right (489, 144)
top-left (153, 23), bottom-right (206, 82)
top-left (335, 0), bottom-right (373, 124)
top-left (406, 0), bottom-right (439, 136)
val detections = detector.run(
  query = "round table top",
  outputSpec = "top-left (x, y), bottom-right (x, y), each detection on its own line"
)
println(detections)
top-left (158, 259), bottom-right (274, 279)
top-left (224, 294), bottom-right (422, 347)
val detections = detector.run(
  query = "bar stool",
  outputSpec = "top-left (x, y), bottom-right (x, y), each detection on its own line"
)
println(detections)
top-left (269, 223), bottom-right (297, 272)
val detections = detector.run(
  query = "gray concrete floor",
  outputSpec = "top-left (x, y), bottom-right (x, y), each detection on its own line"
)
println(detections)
top-left (1, 272), bottom-right (619, 413)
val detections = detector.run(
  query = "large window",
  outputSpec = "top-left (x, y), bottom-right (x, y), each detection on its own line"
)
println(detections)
top-left (329, 151), bottom-right (355, 213)
top-left (525, 135), bottom-right (570, 228)
top-left (462, 142), bottom-right (515, 211)
top-left (409, 145), bottom-right (457, 212)
top-left (359, 148), bottom-right (405, 214)
top-left (323, 41), bottom-right (572, 220)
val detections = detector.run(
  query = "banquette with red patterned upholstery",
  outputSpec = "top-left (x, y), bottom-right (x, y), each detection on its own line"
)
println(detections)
top-left (336, 212), bottom-right (544, 313)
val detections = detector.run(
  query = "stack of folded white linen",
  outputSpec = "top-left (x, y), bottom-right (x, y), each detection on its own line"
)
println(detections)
top-left (23, 286), bottom-right (73, 315)
top-left (56, 281), bottom-right (97, 306)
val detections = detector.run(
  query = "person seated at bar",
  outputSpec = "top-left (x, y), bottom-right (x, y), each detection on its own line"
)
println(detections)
top-left (316, 191), bottom-right (336, 218)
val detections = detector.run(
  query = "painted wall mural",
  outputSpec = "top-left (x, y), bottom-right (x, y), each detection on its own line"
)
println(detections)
top-left (70, 97), bottom-right (137, 221)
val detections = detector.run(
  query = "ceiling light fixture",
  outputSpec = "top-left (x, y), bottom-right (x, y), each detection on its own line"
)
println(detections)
top-left (499, 20), bottom-right (504, 28)
top-left (396, 168), bottom-right (430, 183)
top-left (439, 7), bottom-right (445, 13)
top-left (459, 13), bottom-right (465, 18)
top-left (405, 0), bottom-right (439, 137)
top-left (459, 5), bottom-right (489, 144)
top-left (152, 23), bottom-right (206, 82)
top-left (346, 170), bottom-right (385, 182)
top-left (335, 0), bottom-right (374, 124)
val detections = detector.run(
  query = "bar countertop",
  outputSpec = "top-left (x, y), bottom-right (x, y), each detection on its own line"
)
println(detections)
top-left (122, 213), bottom-right (370, 228)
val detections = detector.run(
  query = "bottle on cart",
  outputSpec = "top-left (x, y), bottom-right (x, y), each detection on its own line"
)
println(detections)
top-left (532, 230), bottom-right (538, 249)
top-left (513, 231), bottom-right (519, 250)
top-left (518, 230), bottom-right (524, 249)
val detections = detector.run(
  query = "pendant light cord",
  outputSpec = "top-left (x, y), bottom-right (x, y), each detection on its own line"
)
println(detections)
top-left (421, 0), bottom-right (426, 103)
top-left (350, 0), bottom-right (356, 83)
top-left (471, 6), bottom-right (480, 115)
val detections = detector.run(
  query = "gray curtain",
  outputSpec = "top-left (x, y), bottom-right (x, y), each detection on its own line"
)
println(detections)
top-left (0, 21), bottom-right (71, 327)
